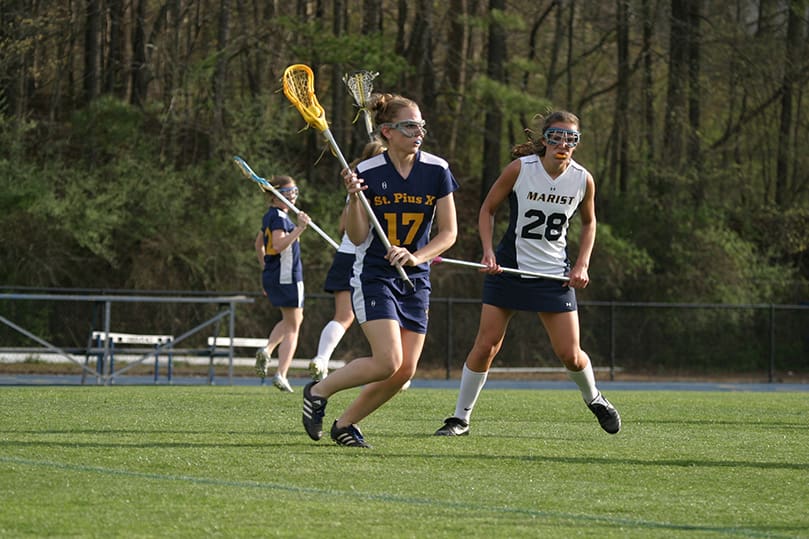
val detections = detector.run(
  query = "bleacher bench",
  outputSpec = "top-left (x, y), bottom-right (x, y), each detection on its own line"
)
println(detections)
top-left (85, 331), bottom-right (174, 383)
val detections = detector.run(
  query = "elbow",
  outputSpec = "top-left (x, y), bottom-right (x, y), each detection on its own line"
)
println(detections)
top-left (446, 229), bottom-right (458, 247)
top-left (347, 230), bottom-right (366, 246)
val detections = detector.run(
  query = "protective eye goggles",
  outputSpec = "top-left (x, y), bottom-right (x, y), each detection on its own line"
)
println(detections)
top-left (543, 128), bottom-right (580, 148)
top-left (276, 186), bottom-right (299, 197)
top-left (383, 120), bottom-right (427, 138)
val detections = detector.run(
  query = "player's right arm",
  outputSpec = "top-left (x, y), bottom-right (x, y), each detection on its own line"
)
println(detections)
top-left (477, 159), bottom-right (521, 272)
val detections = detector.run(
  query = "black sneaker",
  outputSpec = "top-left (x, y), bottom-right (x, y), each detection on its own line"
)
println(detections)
top-left (587, 392), bottom-right (621, 434)
top-left (434, 417), bottom-right (470, 436)
top-left (330, 421), bottom-right (371, 448)
top-left (302, 381), bottom-right (327, 441)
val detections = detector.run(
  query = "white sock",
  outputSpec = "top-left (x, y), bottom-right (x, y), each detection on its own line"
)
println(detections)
top-left (567, 362), bottom-right (598, 403)
top-left (314, 320), bottom-right (346, 362)
top-left (454, 363), bottom-right (488, 422)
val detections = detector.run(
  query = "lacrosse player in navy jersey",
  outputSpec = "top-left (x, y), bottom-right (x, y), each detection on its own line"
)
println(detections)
top-left (435, 110), bottom-right (622, 437)
top-left (302, 93), bottom-right (458, 447)
top-left (254, 175), bottom-right (310, 393)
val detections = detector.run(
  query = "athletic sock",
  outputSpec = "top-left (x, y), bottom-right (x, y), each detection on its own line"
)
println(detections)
top-left (454, 363), bottom-right (488, 423)
top-left (567, 361), bottom-right (599, 403)
top-left (315, 320), bottom-right (346, 362)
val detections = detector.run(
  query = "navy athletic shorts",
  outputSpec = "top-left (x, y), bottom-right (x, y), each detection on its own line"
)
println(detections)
top-left (351, 275), bottom-right (431, 334)
top-left (263, 279), bottom-right (304, 308)
top-left (323, 251), bottom-right (355, 293)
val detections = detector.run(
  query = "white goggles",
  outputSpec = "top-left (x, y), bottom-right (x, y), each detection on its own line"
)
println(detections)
top-left (383, 120), bottom-right (427, 138)
top-left (543, 128), bottom-right (580, 148)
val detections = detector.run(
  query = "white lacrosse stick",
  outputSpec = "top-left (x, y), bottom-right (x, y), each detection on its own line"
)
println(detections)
top-left (431, 256), bottom-right (569, 282)
top-left (342, 70), bottom-right (379, 142)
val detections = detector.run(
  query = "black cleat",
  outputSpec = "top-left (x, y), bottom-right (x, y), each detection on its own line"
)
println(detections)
top-left (434, 417), bottom-right (470, 436)
top-left (330, 421), bottom-right (371, 448)
top-left (587, 392), bottom-right (621, 434)
top-left (302, 381), bottom-right (327, 441)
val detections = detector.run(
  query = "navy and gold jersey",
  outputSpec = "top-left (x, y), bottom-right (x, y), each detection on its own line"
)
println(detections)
top-left (352, 150), bottom-right (459, 283)
top-left (260, 207), bottom-right (302, 285)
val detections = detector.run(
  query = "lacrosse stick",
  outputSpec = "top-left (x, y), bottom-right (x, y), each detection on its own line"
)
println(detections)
top-left (233, 155), bottom-right (340, 251)
top-left (431, 256), bottom-right (569, 282)
top-left (342, 70), bottom-right (379, 142)
top-left (282, 63), bottom-right (413, 288)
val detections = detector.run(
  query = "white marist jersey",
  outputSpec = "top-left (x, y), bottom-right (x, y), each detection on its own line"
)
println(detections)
top-left (496, 154), bottom-right (589, 277)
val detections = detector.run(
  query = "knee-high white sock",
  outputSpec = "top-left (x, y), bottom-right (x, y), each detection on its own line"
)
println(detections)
top-left (454, 363), bottom-right (488, 422)
top-left (314, 320), bottom-right (346, 362)
top-left (567, 362), bottom-right (598, 403)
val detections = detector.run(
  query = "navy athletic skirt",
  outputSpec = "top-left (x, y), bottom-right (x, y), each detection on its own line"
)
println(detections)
top-left (482, 272), bottom-right (576, 312)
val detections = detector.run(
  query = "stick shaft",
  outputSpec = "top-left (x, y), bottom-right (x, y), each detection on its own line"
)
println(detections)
top-left (361, 110), bottom-right (375, 142)
top-left (320, 129), bottom-right (414, 287)
top-left (436, 257), bottom-right (569, 282)
top-left (233, 157), bottom-right (340, 250)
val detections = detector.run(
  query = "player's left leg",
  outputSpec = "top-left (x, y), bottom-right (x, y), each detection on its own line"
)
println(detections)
top-left (540, 310), bottom-right (621, 434)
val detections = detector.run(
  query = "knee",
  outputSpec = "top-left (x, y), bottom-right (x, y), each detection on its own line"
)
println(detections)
top-left (291, 313), bottom-right (304, 331)
top-left (557, 348), bottom-right (587, 370)
top-left (336, 313), bottom-right (354, 329)
top-left (467, 340), bottom-right (501, 370)
top-left (396, 362), bottom-right (417, 381)
top-left (372, 351), bottom-right (401, 379)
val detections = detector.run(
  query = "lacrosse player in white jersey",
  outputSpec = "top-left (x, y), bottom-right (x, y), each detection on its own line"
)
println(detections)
top-left (435, 110), bottom-right (621, 437)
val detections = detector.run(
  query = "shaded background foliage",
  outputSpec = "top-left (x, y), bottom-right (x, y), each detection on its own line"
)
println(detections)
top-left (1, 0), bottom-right (808, 375)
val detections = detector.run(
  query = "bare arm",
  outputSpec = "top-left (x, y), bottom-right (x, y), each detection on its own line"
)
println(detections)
top-left (567, 174), bottom-right (596, 288)
top-left (255, 231), bottom-right (266, 268)
top-left (342, 169), bottom-right (371, 245)
top-left (477, 159), bottom-right (521, 271)
top-left (269, 212), bottom-right (311, 253)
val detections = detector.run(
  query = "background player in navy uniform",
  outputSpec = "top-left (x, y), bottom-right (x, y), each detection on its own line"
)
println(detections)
top-left (254, 175), bottom-right (310, 393)
top-left (302, 93), bottom-right (458, 447)
top-left (434, 110), bottom-right (621, 436)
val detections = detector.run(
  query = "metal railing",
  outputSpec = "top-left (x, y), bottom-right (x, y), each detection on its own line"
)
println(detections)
top-left (0, 293), bottom-right (254, 385)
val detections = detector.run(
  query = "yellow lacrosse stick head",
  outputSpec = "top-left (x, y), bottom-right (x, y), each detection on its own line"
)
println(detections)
top-left (282, 64), bottom-right (328, 132)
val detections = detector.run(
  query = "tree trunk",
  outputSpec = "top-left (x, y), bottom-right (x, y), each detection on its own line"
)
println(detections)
top-left (545, 3), bottom-right (563, 100)
top-left (447, 0), bottom-right (471, 159)
top-left (641, 0), bottom-right (656, 161)
top-left (104, 0), bottom-right (125, 97)
top-left (363, 0), bottom-right (383, 33)
top-left (130, 0), bottom-right (147, 107)
top-left (166, 0), bottom-right (181, 100)
top-left (687, 0), bottom-right (702, 181)
top-left (212, 0), bottom-right (230, 155)
top-left (331, 0), bottom-right (347, 160)
top-left (404, 0), bottom-right (434, 112)
top-left (614, 0), bottom-right (630, 195)
top-left (83, 0), bottom-right (100, 104)
top-left (775, 0), bottom-right (803, 206)
top-left (662, 0), bottom-right (689, 168)
top-left (481, 0), bottom-right (506, 202)
top-left (565, 2), bottom-right (575, 107)
top-left (0, 3), bottom-right (22, 117)
top-left (395, 0), bottom-right (407, 58)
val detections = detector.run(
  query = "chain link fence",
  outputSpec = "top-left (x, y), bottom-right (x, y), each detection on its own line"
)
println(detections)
top-left (1, 290), bottom-right (807, 383)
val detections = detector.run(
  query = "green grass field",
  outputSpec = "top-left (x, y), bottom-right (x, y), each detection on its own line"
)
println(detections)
top-left (0, 385), bottom-right (807, 538)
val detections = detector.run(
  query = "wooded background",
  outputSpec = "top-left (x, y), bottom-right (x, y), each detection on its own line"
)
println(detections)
top-left (2, 0), bottom-right (808, 308)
